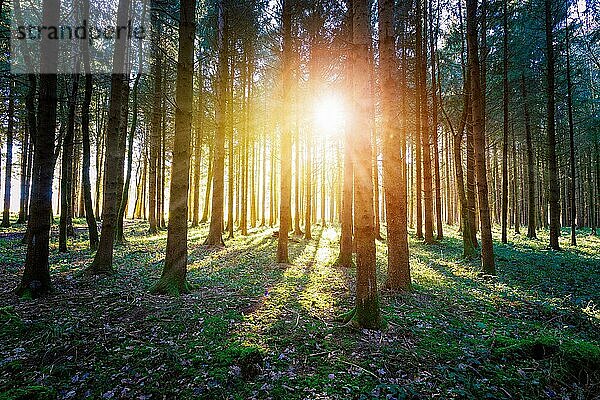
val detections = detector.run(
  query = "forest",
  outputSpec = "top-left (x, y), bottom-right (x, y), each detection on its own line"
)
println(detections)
top-left (0, 0), bottom-right (599, 398)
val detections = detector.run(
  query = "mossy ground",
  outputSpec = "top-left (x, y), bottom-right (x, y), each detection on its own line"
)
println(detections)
top-left (0, 216), bottom-right (599, 399)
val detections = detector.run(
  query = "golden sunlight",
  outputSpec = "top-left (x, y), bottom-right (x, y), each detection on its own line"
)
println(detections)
top-left (312, 94), bottom-right (347, 134)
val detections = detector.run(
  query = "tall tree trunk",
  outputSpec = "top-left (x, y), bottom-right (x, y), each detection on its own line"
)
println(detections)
top-left (277, 0), bottom-right (293, 263)
top-left (338, 1), bottom-right (354, 267)
top-left (466, 89), bottom-right (478, 248)
top-left (521, 74), bottom-right (537, 239)
top-left (501, 0), bottom-right (509, 244)
top-left (116, 72), bottom-right (142, 243)
top-left (152, 0), bottom-right (195, 295)
top-left (204, 0), bottom-right (227, 246)
top-left (59, 75), bottom-right (79, 252)
top-left (21, 74), bottom-right (37, 226)
top-left (17, 121), bottom-right (29, 224)
top-left (148, 5), bottom-right (161, 235)
top-left (226, 56), bottom-right (235, 239)
top-left (379, 0), bottom-right (410, 290)
top-left (350, 0), bottom-right (382, 329)
top-left (512, 128), bottom-right (520, 234)
top-left (430, 0), bottom-right (443, 240)
top-left (565, 9), bottom-right (576, 246)
top-left (1, 79), bottom-right (14, 228)
top-left (201, 142), bottom-right (213, 223)
top-left (418, 0), bottom-right (434, 244)
top-left (82, 74), bottom-right (99, 250)
top-left (545, 0), bottom-right (561, 250)
top-left (467, 0), bottom-right (495, 275)
top-left (192, 67), bottom-right (204, 228)
top-left (87, 0), bottom-right (130, 275)
top-left (16, 0), bottom-right (59, 298)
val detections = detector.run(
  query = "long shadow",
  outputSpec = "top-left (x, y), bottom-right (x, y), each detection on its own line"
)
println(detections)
top-left (405, 230), bottom-right (600, 341)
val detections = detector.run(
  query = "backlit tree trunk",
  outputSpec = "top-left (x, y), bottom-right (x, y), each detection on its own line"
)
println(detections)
top-left (277, 0), bottom-right (292, 264)
top-left (379, 0), bottom-right (410, 291)
top-left (351, 0), bottom-right (382, 329)
top-left (16, 0), bottom-right (59, 298)
top-left (1, 79), bottom-right (14, 228)
top-left (152, 0), bottom-right (195, 295)
top-left (467, 0), bottom-right (495, 275)
top-left (87, 0), bottom-right (130, 275)
top-left (204, 0), bottom-right (227, 247)
top-left (59, 74), bottom-right (79, 252)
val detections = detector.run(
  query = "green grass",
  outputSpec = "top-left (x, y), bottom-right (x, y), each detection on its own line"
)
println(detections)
top-left (0, 219), bottom-right (599, 399)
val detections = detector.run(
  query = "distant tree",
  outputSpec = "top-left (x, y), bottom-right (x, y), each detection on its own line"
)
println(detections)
top-left (1, 79), bottom-right (14, 228)
top-left (59, 74), bottom-right (79, 252)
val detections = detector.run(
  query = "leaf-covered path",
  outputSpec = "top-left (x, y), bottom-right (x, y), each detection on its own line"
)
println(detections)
top-left (1, 220), bottom-right (599, 399)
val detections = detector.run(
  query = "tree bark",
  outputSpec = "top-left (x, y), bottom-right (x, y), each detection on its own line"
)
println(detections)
top-left (16, 0), bottom-right (59, 298)
top-left (204, 0), bottom-right (228, 246)
top-left (467, 0), bottom-right (495, 275)
top-left (148, 1), bottom-right (161, 235)
top-left (192, 66), bottom-right (204, 228)
top-left (277, 0), bottom-right (293, 263)
top-left (565, 8), bottom-right (576, 246)
top-left (351, 0), bottom-right (382, 329)
top-left (418, 0), bottom-right (434, 244)
top-left (379, 0), bottom-right (410, 290)
top-left (545, 0), bottom-right (561, 250)
top-left (501, 0), bottom-right (509, 244)
top-left (87, 0), bottom-right (130, 275)
top-left (152, 0), bottom-right (195, 295)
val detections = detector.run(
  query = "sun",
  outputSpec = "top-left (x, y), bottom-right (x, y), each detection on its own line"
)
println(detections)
top-left (312, 94), bottom-right (347, 134)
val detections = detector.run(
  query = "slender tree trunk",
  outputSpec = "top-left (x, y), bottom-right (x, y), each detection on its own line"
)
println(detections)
top-left (418, 0), bottom-right (434, 244)
top-left (521, 74), bottom-right (537, 239)
top-left (192, 67), bottom-right (204, 228)
top-left (81, 52), bottom-right (99, 250)
top-left (545, 0), bottom-right (561, 250)
top-left (17, 122), bottom-right (29, 224)
top-left (1, 79), bottom-right (14, 228)
top-left (277, 0), bottom-right (293, 263)
top-left (226, 56), bottom-right (235, 239)
top-left (21, 74), bottom-right (37, 227)
top-left (501, 0), bottom-right (509, 244)
top-left (465, 93), bottom-right (478, 248)
top-left (59, 75), bottom-right (79, 252)
top-left (201, 142), bottom-right (213, 223)
top-left (148, 4), bottom-right (161, 235)
top-left (467, 0), bottom-right (495, 275)
top-left (565, 10), bottom-right (576, 246)
top-left (205, 0), bottom-right (227, 246)
top-left (152, 0), bottom-right (195, 295)
top-left (430, 0), bottom-right (443, 240)
top-left (116, 72), bottom-right (141, 243)
top-left (512, 128), bottom-right (520, 234)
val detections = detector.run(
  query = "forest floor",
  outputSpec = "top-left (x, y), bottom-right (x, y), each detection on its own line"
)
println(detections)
top-left (1, 218), bottom-right (599, 400)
